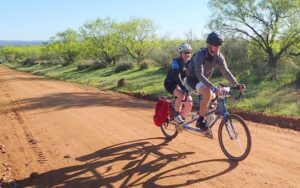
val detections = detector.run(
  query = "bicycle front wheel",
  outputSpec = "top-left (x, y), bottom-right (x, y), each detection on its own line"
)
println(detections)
top-left (218, 114), bottom-right (251, 161)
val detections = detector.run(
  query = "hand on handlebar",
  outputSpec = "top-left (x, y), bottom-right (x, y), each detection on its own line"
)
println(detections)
top-left (213, 83), bottom-right (245, 99)
top-left (211, 86), bottom-right (222, 96)
top-left (212, 86), bottom-right (232, 96)
top-left (236, 84), bottom-right (246, 93)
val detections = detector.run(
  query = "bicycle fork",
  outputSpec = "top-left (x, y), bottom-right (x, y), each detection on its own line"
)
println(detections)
top-left (224, 116), bottom-right (238, 140)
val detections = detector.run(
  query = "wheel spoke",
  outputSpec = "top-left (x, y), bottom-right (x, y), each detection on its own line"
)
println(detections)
top-left (218, 114), bottom-right (251, 161)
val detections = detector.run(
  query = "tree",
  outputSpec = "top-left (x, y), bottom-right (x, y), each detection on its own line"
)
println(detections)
top-left (0, 46), bottom-right (42, 63)
top-left (288, 43), bottom-right (300, 56)
top-left (150, 38), bottom-right (179, 69)
top-left (184, 29), bottom-right (197, 47)
top-left (118, 18), bottom-right (159, 65)
top-left (47, 29), bottom-right (82, 65)
top-left (209, 0), bottom-right (300, 77)
top-left (222, 38), bottom-right (250, 75)
top-left (0, 47), bottom-right (19, 62)
top-left (80, 17), bottom-right (123, 65)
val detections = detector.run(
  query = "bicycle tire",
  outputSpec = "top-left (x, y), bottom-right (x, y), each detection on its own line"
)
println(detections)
top-left (160, 121), bottom-right (179, 139)
top-left (218, 114), bottom-right (251, 161)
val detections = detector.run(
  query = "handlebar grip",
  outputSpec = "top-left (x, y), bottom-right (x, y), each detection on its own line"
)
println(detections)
top-left (229, 86), bottom-right (243, 100)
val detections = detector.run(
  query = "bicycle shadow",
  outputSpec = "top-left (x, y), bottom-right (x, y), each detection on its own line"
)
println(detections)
top-left (10, 137), bottom-right (238, 188)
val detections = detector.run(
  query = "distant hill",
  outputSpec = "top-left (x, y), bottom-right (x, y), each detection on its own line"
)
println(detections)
top-left (0, 40), bottom-right (47, 46)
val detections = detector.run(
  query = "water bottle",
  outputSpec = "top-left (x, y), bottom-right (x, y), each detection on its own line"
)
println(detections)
top-left (206, 114), bottom-right (217, 127)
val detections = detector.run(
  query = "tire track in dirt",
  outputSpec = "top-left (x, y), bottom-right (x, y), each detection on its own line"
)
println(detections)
top-left (3, 91), bottom-right (49, 170)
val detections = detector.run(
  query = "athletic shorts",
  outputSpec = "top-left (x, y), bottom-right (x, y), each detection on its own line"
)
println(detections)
top-left (164, 79), bottom-right (177, 95)
top-left (187, 77), bottom-right (206, 92)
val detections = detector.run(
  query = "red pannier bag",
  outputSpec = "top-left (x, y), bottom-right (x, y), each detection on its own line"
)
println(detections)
top-left (153, 98), bottom-right (169, 127)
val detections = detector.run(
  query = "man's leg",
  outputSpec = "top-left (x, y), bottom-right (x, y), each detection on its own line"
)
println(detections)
top-left (195, 82), bottom-right (213, 131)
top-left (196, 84), bottom-right (212, 117)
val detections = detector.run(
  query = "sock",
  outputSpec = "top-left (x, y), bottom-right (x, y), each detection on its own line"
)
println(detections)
top-left (198, 116), bottom-right (204, 122)
top-left (197, 116), bottom-right (206, 128)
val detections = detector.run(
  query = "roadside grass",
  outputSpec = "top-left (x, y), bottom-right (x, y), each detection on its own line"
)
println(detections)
top-left (4, 62), bottom-right (300, 117)
top-left (6, 62), bottom-right (169, 96)
top-left (231, 72), bottom-right (300, 117)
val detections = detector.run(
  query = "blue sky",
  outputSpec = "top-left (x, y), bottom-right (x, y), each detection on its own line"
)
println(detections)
top-left (1, 0), bottom-right (211, 40)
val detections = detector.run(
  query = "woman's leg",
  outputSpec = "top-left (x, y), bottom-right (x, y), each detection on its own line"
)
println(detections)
top-left (164, 81), bottom-right (186, 123)
top-left (173, 87), bottom-right (185, 112)
top-left (181, 95), bottom-right (193, 118)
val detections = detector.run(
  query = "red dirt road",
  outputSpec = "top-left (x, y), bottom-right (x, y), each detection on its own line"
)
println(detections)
top-left (0, 65), bottom-right (300, 188)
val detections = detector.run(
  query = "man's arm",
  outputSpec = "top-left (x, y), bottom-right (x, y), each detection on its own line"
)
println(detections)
top-left (217, 54), bottom-right (238, 86)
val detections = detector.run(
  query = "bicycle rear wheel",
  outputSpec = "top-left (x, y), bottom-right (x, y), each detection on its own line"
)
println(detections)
top-left (218, 114), bottom-right (251, 161)
top-left (160, 121), bottom-right (178, 139)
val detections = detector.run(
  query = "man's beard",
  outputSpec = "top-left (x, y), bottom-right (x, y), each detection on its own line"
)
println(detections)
top-left (208, 46), bottom-right (219, 56)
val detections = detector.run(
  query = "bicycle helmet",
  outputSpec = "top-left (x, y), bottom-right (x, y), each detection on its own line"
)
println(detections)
top-left (206, 31), bottom-right (223, 46)
top-left (177, 43), bottom-right (192, 53)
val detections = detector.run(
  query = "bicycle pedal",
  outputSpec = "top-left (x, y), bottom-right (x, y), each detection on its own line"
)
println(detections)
top-left (205, 130), bottom-right (213, 138)
top-left (206, 132), bottom-right (213, 139)
top-left (200, 129), bottom-right (213, 138)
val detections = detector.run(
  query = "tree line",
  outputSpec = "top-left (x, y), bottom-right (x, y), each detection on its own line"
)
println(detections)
top-left (0, 0), bottom-right (299, 79)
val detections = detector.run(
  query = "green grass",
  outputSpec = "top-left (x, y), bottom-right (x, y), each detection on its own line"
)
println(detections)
top-left (5, 62), bottom-right (169, 96)
top-left (230, 71), bottom-right (300, 117)
top-left (4, 61), bottom-right (300, 118)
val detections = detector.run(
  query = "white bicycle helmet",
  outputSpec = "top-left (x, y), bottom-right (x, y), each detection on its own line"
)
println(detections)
top-left (177, 43), bottom-right (192, 53)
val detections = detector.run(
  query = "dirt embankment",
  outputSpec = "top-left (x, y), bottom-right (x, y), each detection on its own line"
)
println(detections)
top-left (120, 91), bottom-right (300, 131)
top-left (229, 109), bottom-right (300, 131)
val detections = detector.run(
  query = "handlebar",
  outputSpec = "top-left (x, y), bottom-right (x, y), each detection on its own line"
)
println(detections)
top-left (230, 87), bottom-right (243, 100)
top-left (218, 83), bottom-right (245, 100)
top-left (163, 83), bottom-right (244, 103)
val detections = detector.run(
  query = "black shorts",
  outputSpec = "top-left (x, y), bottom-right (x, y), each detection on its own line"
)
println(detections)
top-left (187, 76), bottom-right (198, 90)
top-left (164, 79), bottom-right (177, 95)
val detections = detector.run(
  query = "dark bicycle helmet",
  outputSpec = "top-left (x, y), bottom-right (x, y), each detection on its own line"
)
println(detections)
top-left (206, 31), bottom-right (223, 46)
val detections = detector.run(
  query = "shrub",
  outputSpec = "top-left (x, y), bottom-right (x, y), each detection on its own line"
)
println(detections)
top-left (77, 63), bottom-right (90, 70)
top-left (115, 62), bottom-right (133, 73)
top-left (50, 59), bottom-right (62, 65)
top-left (295, 71), bottom-right (300, 89)
top-left (156, 54), bottom-right (172, 72)
top-left (139, 61), bottom-right (149, 70)
top-left (36, 60), bottom-right (52, 66)
top-left (159, 59), bottom-right (171, 73)
top-left (139, 59), bottom-right (156, 70)
top-left (77, 60), bottom-right (106, 70)
top-left (21, 57), bottom-right (37, 66)
top-left (117, 78), bottom-right (126, 87)
top-left (62, 61), bottom-right (71, 66)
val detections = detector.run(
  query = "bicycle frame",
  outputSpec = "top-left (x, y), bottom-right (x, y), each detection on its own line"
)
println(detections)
top-left (161, 86), bottom-right (251, 161)
top-left (180, 97), bottom-right (229, 133)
